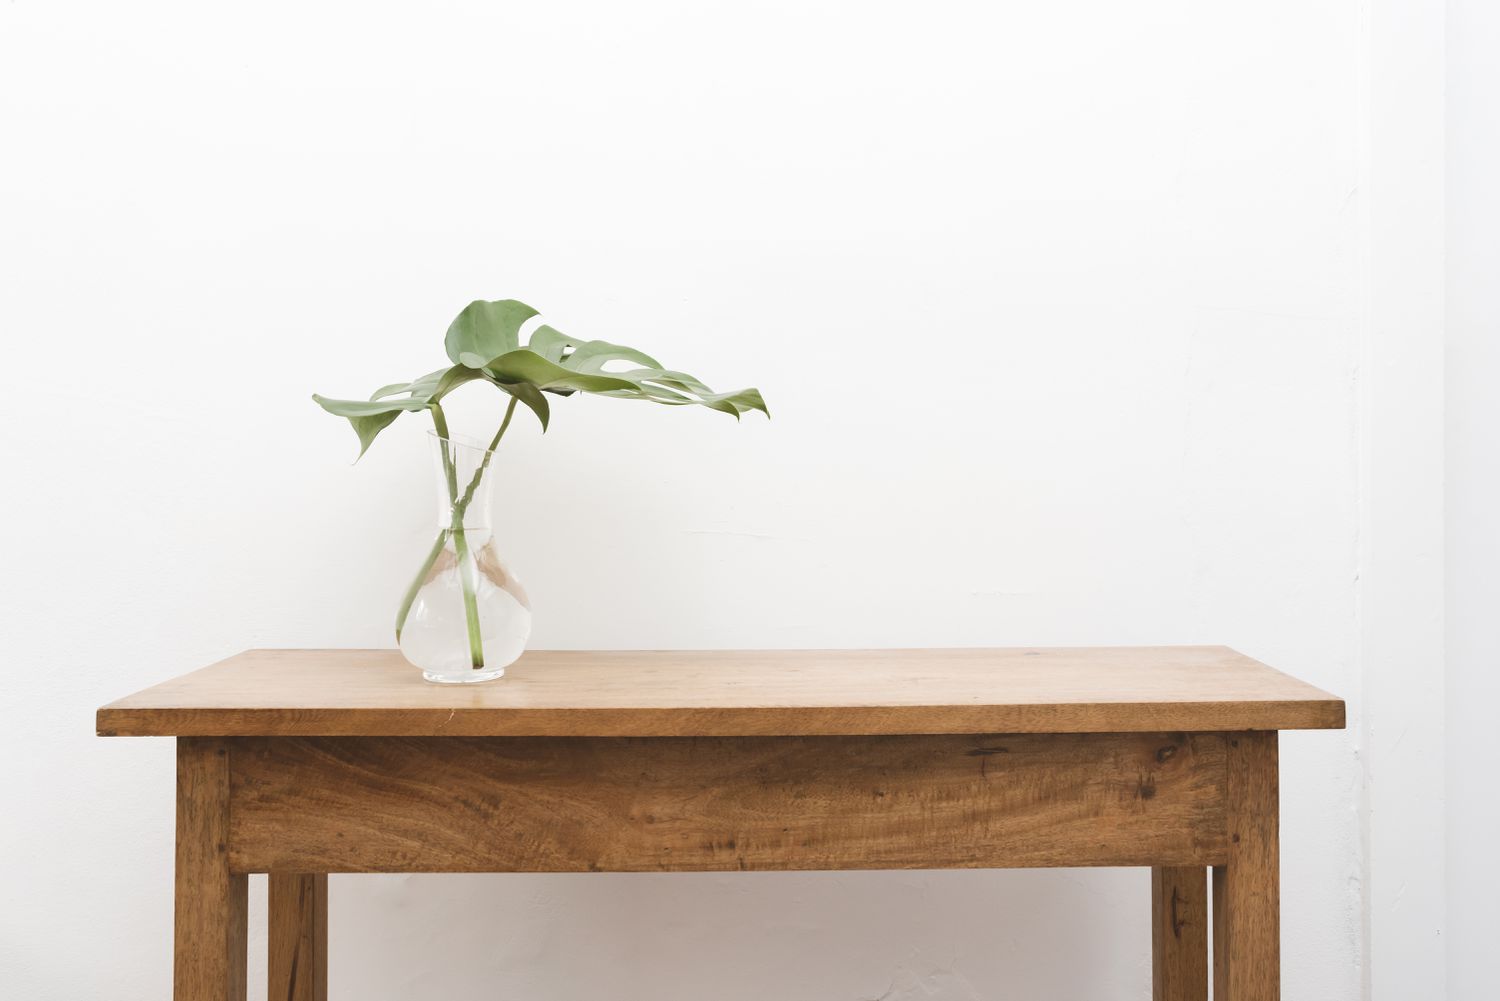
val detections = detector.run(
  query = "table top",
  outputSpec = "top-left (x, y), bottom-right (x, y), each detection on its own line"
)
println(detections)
top-left (96, 647), bottom-right (1344, 737)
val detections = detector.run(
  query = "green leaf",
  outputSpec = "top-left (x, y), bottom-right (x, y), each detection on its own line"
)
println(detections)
top-left (526, 325), bottom-right (575, 363)
top-left (474, 310), bottom-right (765, 419)
top-left (642, 369), bottom-right (713, 394)
top-left (371, 367), bottom-right (448, 401)
top-left (482, 349), bottom-right (640, 393)
top-left (346, 411), bottom-right (403, 457)
top-left (311, 395), bottom-right (433, 418)
top-left (568, 364), bottom-right (768, 419)
top-left (445, 299), bottom-right (539, 368)
top-left (316, 299), bottom-right (767, 463)
top-left (702, 386), bottom-right (770, 418)
top-left (370, 381), bottom-right (413, 400)
top-left (619, 381), bottom-right (694, 404)
top-left (312, 393), bottom-right (432, 459)
top-left (499, 381), bottom-right (551, 431)
top-left (431, 364), bottom-right (488, 400)
top-left (566, 339), bottom-right (664, 372)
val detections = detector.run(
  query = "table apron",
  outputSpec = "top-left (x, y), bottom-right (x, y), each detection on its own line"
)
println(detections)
top-left (222, 732), bottom-right (1231, 874)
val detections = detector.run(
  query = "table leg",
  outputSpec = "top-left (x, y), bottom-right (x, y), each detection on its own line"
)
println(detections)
top-left (1152, 866), bottom-right (1207, 1000)
top-left (269, 874), bottom-right (328, 1001)
top-left (175, 738), bottom-right (248, 1001)
top-left (1212, 731), bottom-right (1280, 1000)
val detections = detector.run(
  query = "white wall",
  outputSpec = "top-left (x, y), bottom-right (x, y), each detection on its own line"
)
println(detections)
top-left (1366, 0), bottom-right (1448, 996)
top-left (1446, 1), bottom-right (1498, 997)
top-left (0, 1), bottom-right (1417, 998)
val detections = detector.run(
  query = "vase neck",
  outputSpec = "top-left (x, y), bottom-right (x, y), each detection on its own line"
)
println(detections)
top-left (430, 433), bottom-right (497, 532)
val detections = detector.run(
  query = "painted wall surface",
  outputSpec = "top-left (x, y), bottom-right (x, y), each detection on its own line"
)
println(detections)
top-left (1446, 1), bottom-right (1498, 996)
top-left (1366, 0), bottom-right (1447, 996)
top-left (1, 2), bottom-right (1384, 998)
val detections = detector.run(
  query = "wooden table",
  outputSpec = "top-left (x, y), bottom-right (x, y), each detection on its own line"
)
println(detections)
top-left (98, 646), bottom-right (1344, 1001)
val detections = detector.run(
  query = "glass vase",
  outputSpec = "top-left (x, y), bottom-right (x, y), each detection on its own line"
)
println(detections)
top-left (396, 433), bottom-right (532, 683)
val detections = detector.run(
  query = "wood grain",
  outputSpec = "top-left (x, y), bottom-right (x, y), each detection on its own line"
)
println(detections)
top-left (226, 732), bottom-right (1229, 873)
top-left (175, 738), bottom-right (247, 1001)
top-left (1152, 866), bottom-right (1208, 1001)
top-left (97, 647), bottom-right (1346, 737)
top-left (1213, 732), bottom-right (1280, 1000)
top-left (268, 874), bottom-right (327, 1001)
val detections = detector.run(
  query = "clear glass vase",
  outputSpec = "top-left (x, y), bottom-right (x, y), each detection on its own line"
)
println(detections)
top-left (396, 433), bottom-right (532, 683)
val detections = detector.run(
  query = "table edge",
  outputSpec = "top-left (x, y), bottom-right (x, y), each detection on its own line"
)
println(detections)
top-left (97, 697), bottom-right (1347, 737)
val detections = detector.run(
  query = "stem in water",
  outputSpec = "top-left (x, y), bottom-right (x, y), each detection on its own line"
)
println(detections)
top-left (428, 403), bottom-right (484, 669)
top-left (417, 397), bottom-right (522, 670)
top-left (395, 529), bottom-right (448, 641)
top-left (450, 522), bottom-right (485, 668)
top-left (447, 398), bottom-right (520, 668)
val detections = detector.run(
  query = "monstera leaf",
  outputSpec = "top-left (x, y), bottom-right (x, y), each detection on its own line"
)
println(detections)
top-left (314, 299), bottom-right (768, 459)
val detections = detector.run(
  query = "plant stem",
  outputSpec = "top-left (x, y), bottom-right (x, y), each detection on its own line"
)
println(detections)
top-left (429, 403), bottom-right (484, 669)
top-left (395, 529), bottom-right (448, 641)
top-left (452, 397), bottom-right (518, 520)
top-left (422, 397), bottom-right (521, 671)
top-left (450, 522), bottom-right (485, 668)
top-left (429, 404), bottom-right (459, 498)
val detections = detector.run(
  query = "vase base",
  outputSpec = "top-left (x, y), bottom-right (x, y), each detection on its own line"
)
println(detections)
top-left (422, 666), bottom-right (507, 685)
